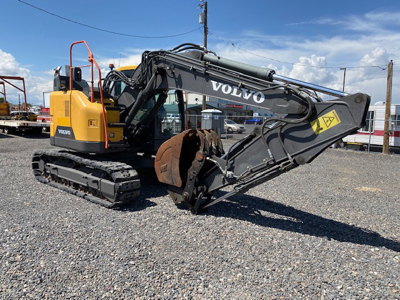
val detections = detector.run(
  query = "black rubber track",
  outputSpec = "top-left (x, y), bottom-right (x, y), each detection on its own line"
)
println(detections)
top-left (32, 150), bottom-right (140, 208)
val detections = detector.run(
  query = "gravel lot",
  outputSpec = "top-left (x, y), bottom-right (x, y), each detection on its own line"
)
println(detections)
top-left (0, 132), bottom-right (399, 299)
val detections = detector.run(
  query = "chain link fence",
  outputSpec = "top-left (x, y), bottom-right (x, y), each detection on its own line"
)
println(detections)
top-left (185, 114), bottom-right (266, 129)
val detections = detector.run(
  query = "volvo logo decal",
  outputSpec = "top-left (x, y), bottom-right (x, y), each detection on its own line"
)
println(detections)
top-left (57, 129), bottom-right (71, 136)
top-left (211, 80), bottom-right (265, 104)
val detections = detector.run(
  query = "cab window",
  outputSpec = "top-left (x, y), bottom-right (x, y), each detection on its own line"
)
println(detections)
top-left (111, 69), bottom-right (135, 98)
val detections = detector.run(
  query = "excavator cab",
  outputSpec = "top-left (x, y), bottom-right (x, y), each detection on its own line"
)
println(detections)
top-left (49, 42), bottom-right (183, 155)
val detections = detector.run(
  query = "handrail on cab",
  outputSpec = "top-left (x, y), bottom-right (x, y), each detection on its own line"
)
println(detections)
top-left (69, 40), bottom-right (109, 149)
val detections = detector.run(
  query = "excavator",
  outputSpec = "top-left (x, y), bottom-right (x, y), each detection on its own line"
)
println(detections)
top-left (32, 41), bottom-right (370, 213)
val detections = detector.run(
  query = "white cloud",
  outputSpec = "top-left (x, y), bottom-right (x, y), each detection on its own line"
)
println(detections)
top-left (365, 11), bottom-right (400, 25)
top-left (0, 49), bottom-right (52, 105)
top-left (96, 48), bottom-right (144, 70)
top-left (209, 8), bottom-right (399, 104)
top-left (285, 10), bottom-right (400, 34)
top-left (0, 50), bottom-right (30, 77)
top-left (359, 47), bottom-right (389, 68)
top-left (286, 17), bottom-right (341, 27)
top-left (43, 69), bottom-right (56, 76)
top-left (289, 55), bottom-right (336, 84)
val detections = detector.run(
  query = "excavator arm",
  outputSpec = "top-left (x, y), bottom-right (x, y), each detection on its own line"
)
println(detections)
top-left (155, 93), bottom-right (369, 213)
top-left (103, 44), bottom-right (369, 213)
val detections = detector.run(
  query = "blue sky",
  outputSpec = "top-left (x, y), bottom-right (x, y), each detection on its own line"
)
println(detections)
top-left (1, 0), bottom-right (400, 105)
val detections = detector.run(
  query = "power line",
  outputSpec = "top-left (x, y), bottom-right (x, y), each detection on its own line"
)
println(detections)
top-left (208, 32), bottom-right (251, 64)
top-left (235, 44), bottom-right (387, 70)
top-left (18, 0), bottom-right (201, 39)
top-left (209, 31), bottom-right (387, 70)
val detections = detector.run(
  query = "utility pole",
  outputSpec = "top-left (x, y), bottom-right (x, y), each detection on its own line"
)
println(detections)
top-left (382, 60), bottom-right (393, 154)
top-left (199, 0), bottom-right (208, 111)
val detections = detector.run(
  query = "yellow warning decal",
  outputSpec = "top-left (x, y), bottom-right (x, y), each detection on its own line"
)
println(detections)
top-left (311, 110), bottom-right (341, 135)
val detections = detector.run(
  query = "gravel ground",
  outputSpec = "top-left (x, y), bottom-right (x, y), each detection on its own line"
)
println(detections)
top-left (0, 132), bottom-right (399, 299)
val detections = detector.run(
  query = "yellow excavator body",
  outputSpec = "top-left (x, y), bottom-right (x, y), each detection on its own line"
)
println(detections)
top-left (50, 90), bottom-right (123, 152)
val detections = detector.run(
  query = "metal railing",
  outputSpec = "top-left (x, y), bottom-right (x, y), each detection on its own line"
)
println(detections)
top-left (161, 115), bottom-right (265, 138)
top-left (69, 40), bottom-right (109, 149)
top-left (185, 114), bottom-right (263, 129)
top-left (161, 118), bottom-right (182, 134)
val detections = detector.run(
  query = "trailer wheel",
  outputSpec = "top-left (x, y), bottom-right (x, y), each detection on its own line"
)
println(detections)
top-left (4, 127), bottom-right (15, 134)
top-left (346, 143), bottom-right (362, 151)
top-left (34, 127), bottom-right (42, 135)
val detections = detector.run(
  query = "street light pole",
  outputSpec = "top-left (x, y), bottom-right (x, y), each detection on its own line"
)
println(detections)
top-left (340, 67), bottom-right (346, 92)
top-left (199, 0), bottom-right (208, 111)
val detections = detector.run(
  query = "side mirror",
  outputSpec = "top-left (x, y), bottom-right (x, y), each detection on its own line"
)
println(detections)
top-left (73, 67), bottom-right (82, 82)
top-left (54, 66), bottom-right (62, 76)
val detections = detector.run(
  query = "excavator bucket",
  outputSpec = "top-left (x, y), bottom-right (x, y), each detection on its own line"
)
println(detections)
top-left (155, 130), bottom-right (201, 188)
top-left (155, 129), bottom-right (224, 188)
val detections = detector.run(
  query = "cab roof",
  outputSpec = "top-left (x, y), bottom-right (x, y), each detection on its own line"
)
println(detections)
top-left (116, 65), bottom-right (137, 72)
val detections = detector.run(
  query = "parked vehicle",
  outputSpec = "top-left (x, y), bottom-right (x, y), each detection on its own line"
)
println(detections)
top-left (10, 111), bottom-right (37, 121)
top-left (224, 119), bottom-right (245, 133)
top-left (162, 113), bottom-right (181, 134)
top-left (166, 114), bottom-right (181, 122)
top-left (244, 118), bottom-right (262, 125)
top-left (37, 107), bottom-right (51, 132)
top-left (29, 106), bottom-right (41, 115)
top-left (37, 107), bottom-right (50, 123)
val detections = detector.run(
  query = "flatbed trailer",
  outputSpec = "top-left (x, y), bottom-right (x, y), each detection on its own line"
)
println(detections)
top-left (0, 76), bottom-right (50, 135)
top-left (0, 119), bottom-right (48, 135)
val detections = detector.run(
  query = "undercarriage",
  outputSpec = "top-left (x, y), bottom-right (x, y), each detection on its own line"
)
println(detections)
top-left (32, 150), bottom-right (141, 207)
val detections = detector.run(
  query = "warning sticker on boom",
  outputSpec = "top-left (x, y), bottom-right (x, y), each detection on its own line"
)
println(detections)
top-left (311, 110), bottom-right (341, 135)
